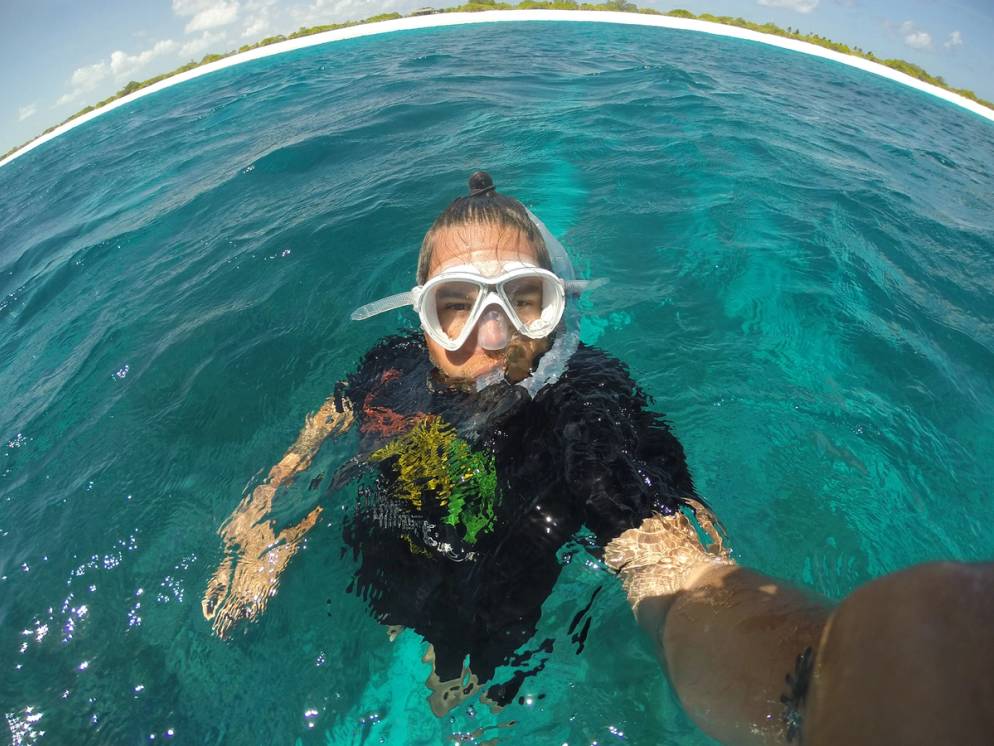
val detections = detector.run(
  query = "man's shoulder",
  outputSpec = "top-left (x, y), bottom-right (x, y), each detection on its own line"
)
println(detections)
top-left (341, 332), bottom-right (429, 405)
top-left (568, 343), bottom-right (627, 370)
top-left (549, 343), bottom-right (639, 396)
top-left (356, 332), bottom-right (427, 371)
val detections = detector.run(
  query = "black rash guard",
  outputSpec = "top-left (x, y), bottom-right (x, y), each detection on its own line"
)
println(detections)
top-left (332, 333), bottom-right (698, 701)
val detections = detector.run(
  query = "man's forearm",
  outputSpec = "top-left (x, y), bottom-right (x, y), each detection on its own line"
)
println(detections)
top-left (658, 564), bottom-right (830, 746)
top-left (221, 396), bottom-right (353, 540)
top-left (606, 511), bottom-right (829, 746)
top-left (266, 396), bottom-right (353, 489)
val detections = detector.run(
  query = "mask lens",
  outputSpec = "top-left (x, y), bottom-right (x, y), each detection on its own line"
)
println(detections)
top-left (428, 281), bottom-right (480, 341)
top-left (503, 276), bottom-right (545, 325)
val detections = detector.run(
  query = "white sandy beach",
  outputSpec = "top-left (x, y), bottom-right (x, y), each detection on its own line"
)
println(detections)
top-left (2, 9), bottom-right (992, 169)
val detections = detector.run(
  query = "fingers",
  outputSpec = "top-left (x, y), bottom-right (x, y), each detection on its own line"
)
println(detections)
top-left (604, 512), bottom-right (735, 612)
top-left (211, 596), bottom-right (257, 639)
top-left (212, 606), bottom-right (236, 639)
top-left (204, 509), bottom-right (320, 638)
top-left (202, 558), bottom-right (234, 622)
top-left (204, 558), bottom-right (252, 639)
top-left (685, 498), bottom-right (730, 559)
top-left (204, 554), bottom-right (277, 639)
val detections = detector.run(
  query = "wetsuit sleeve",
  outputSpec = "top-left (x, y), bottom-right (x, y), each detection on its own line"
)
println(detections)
top-left (547, 346), bottom-right (698, 547)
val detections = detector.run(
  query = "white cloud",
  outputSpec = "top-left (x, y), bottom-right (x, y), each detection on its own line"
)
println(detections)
top-left (55, 39), bottom-right (176, 108)
top-left (179, 31), bottom-right (224, 58)
top-left (239, 0), bottom-right (281, 39)
top-left (900, 20), bottom-right (932, 50)
top-left (109, 39), bottom-right (178, 79)
top-left (171, 0), bottom-right (205, 14)
top-left (172, 0), bottom-right (240, 33)
top-left (55, 61), bottom-right (110, 105)
top-left (288, 0), bottom-right (404, 29)
top-left (242, 15), bottom-right (270, 38)
top-left (71, 61), bottom-right (111, 91)
top-left (18, 103), bottom-right (38, 121)
top-left (904, 32), bottom-right (931, 49)
top-left (944, 30), bottom-right (963, 48)
top-left (757, 0), bottom-right (819, 13)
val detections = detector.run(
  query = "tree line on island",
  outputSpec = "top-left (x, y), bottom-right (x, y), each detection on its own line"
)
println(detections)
top-left (6, 2), bottom-right (992, 161)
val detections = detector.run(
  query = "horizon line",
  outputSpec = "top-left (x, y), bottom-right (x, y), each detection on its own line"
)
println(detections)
top-left (2, 9), bottom-right (992, 170)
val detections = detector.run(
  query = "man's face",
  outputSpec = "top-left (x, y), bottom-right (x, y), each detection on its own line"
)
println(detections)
top-left (423, 222), bottom-right (550, 384)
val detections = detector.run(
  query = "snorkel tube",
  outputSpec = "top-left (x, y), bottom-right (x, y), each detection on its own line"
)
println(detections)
top-left (509, 209), bottom-right (585, 397)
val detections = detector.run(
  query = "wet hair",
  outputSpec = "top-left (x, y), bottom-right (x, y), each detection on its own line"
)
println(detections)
top-left (416, 171), bottom-right (552, 284)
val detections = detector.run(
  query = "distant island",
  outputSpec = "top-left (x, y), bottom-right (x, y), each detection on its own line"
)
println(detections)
top-left (5, 2), bottom-right (992, 162)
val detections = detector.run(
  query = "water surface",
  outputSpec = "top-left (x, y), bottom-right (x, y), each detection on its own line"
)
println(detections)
top-left (1, 21), bottom-right (993, 745)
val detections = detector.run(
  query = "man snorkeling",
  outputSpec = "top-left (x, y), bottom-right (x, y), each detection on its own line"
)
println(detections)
top-left (204, 169), bottom-right (711, 710)
top-left (203, 172), bottom-right (994, 745)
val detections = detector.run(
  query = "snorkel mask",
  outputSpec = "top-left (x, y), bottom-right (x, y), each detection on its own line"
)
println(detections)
top-left (351, 209), bottom-right (603, 395)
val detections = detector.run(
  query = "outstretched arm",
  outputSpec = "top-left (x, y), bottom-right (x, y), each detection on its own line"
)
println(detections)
top-left (605, 504), bottom-right (830, 746)
top-left (203, 394), bottom-right (353, 637)
top-left (607, 509), bottom-right (994, 746)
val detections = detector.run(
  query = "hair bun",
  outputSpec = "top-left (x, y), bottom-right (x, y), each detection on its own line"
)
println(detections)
top-left (468, 171), bottom-right (496, 197)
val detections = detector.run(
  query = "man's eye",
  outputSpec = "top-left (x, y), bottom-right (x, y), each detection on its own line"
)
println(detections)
top-left (445, 302), bottom-right (471, 312)
top-left (515, 299), bottom-right (535, 308)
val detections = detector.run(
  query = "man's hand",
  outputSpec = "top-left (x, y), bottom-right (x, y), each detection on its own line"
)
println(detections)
top-left (202, 504), bottom-right (322, 638)
top-left (604, 500), bottom-right (732, 620)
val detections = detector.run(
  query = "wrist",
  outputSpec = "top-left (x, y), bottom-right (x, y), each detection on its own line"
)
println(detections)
top-left (605, 509), bottom-right (734, 618)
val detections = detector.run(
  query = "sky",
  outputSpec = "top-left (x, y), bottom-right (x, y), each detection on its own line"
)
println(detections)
top-left (1, 0), bottom-right (992, 154)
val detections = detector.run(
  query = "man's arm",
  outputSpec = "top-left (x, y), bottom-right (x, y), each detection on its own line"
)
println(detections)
top-left (202, 395), bottom-right (353, 638)
top-left (605, 504), bottom-right (830, 746)
top-left (608, 510), bottom-right (994, 746)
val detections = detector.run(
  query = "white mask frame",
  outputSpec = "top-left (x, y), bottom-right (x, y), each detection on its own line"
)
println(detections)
top-left (411, 262), bottom-right (565, 352)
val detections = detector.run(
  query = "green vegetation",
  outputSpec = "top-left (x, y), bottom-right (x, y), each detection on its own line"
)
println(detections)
top-left (5, 4), bottom-right (991, 162)
top-left (660, 9), bottom-right (992, 111)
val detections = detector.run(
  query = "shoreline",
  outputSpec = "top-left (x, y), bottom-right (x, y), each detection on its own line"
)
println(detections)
top-left (3, 9), bottom-right (992, 170)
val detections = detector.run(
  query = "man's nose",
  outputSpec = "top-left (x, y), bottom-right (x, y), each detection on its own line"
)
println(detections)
top-left (475, 306), bottom-right (511, 351)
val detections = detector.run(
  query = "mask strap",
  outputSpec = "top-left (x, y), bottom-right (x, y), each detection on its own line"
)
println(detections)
top-left (350, 291), bottom-right (415, 321)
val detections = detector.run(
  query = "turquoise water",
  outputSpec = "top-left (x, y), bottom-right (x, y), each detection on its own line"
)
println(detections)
top-left (2, 20), bottom-right (993, 745)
